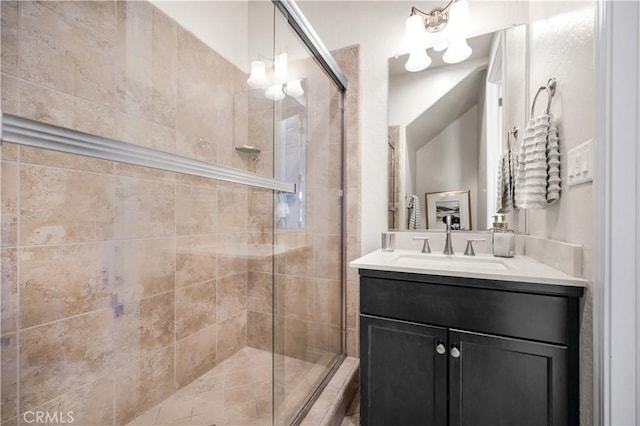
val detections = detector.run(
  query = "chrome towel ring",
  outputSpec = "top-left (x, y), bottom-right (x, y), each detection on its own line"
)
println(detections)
top-left (530, 78), bottom-right (557, 118)
top-left (507, 126), bottom-right (518, 151)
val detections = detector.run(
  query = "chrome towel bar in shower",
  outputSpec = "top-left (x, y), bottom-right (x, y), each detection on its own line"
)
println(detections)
top-left (1, 113), bottom-right (296, 193)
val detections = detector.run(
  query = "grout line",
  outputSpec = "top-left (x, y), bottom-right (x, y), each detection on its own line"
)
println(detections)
top-left (13, 27), bottom-right (23, 416)
top-left (15, 135), bottom-right (22, 426)
top-left (18, 158), bottom-right (118, 178)
top-left (20, 370), bottom-right (115, 420)
top-left (18, 235), bottom-right (183, 250)
top-left (17, 284), bottom-right (183, 333)
top-left (111, 208), bottom-right (117, 426)
top-left (169, 4), bottom-right (180, 411)
top-left (172, 174), bottom-right (178, 393)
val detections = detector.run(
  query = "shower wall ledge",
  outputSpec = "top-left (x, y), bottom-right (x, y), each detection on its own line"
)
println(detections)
top-left (179, 243), bottom-right (311, 259)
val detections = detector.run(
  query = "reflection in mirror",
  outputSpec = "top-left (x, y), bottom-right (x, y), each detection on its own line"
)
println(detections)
top-left (388, 25), bottom-right (528, 232)
top-left (275, 90), bottom-right (308, 229)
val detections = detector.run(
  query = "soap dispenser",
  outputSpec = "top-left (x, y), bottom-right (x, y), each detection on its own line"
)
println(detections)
top-left (491, 214), bottom-right (515, 258)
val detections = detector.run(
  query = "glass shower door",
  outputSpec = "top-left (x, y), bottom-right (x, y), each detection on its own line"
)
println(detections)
top-left (272, 7), bottom-right (345, 424)
top-left (0, 1), bottom-right (281, 425)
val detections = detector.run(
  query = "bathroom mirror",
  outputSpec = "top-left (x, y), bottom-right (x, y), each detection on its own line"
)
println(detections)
top-left (387, 25), bottom-right (528, 232)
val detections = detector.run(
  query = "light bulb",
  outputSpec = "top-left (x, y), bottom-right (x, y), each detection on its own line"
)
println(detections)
top-left (443, 38), bottom-right (472, 64)
top-left (247, 60), bottom-right (268, 89)
top-left (448, 0), bottom-right (472, 37)
top-left (405, 48), bottom-right (432, 72)
top-left (285, 80), bottom-right (304, 98)
top-left (265, 84), bottom-right (285, 101)
top-left (432, 42), bottom-right (449, 52)
top-left (401, 14), bottom-right (428, 53)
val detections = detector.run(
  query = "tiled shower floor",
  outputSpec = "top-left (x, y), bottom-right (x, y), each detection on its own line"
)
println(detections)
top-left (128, 347), bottom-right (330, 426)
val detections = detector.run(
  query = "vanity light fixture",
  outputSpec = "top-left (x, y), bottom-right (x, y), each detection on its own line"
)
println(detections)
top-left (402, 0), bottom-right (473, 71)
top-left (247, 53), bottom-right (305, 100)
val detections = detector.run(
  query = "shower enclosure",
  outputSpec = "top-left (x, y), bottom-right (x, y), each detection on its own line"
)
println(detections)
top-left (0, 1), bottom-right (346, 425)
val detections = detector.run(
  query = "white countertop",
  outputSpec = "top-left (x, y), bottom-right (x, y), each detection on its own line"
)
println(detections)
top-left (350, 249), bottom-right (587, 287)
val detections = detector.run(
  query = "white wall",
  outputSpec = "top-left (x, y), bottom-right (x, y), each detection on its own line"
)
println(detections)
top-left (151, 0), bottom-right (249, 72)
top-left (415, 106), bottom-right (479, 230)
top-left (248, 1), bottom-right (275, 71)
top-left (297, 1), bottom-right (529, 253)
top-left (527, 2), bottom-right (594, 252)
top-left (525, 2), bottom-right (595, 424)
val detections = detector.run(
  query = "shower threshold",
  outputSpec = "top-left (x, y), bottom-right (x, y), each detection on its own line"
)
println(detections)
top-left (128, 347), bottom-right (334, 426)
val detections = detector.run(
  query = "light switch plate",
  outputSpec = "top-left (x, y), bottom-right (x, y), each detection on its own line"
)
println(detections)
top-left (567, 139), bottom-right (593, 187)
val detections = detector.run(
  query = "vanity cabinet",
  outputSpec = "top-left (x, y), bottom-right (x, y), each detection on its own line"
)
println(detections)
top-left (359, 269), bottom-right (584, 426)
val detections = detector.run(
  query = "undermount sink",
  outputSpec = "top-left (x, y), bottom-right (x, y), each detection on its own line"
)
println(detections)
top-left (390, 252), bottom-right (510, 271)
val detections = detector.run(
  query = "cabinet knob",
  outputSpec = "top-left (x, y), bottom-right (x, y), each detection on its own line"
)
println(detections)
top-left (435, 343), bottom-right (446, 355)
top-left (450, 346), bottom-right (461, 358)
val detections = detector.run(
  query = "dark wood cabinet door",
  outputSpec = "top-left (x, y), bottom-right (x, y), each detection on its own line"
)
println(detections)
top-left (449, 330), bottom-right (569, 426)
top-left (360, 314), bottom-right (448, 426)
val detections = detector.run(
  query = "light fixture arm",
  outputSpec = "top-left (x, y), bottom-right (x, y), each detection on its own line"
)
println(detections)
top-left (257, 54), bottom-right (275, 63)
top-left (410, 0), bottom-right (457, 33)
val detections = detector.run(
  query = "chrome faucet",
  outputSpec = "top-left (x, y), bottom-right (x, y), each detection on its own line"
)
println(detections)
top-left (443, 215), bottom-right (454, 255)
top-left (412, 236), bottom-right (431, 253)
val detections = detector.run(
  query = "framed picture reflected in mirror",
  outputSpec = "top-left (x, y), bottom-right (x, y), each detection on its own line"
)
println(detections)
top-left (425, 190), bottom-right (471, 230)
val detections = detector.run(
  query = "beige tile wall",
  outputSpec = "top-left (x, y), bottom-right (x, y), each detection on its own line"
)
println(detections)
top-left (1, 158), bottom-right (256, 426)
top-left (0, 1), bottom-right (264, 424)
top-left (334, 46), bottom-right (362, 359)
